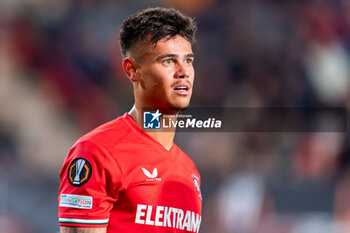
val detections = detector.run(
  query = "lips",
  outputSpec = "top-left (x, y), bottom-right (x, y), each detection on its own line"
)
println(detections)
top-left (173, 82), bottom-right (191, 95)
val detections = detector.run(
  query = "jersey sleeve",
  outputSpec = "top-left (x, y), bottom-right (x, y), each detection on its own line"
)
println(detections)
top-left (58, 140), bottom-right (124, 228)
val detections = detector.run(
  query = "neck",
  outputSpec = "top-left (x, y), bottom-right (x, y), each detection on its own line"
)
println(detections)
top-left (128, 105), bottom-right (177, 151)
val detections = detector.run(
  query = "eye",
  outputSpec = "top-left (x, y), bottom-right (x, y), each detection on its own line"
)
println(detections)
top-left (185, 58), bottom-right (194, 65)
top-left (162, 59), bottom-right (174, 66)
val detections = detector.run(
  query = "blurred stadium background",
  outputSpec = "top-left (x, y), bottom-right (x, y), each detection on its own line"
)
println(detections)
top-left (1, 0), bottom-right (350, 232)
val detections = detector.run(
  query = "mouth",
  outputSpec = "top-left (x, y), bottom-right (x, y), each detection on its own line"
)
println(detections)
top-left (173, 83), bottom-right (190, 96)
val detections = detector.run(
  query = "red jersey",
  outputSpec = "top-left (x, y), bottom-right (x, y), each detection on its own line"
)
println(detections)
top-left (58, 113), bottom-right (202, 233)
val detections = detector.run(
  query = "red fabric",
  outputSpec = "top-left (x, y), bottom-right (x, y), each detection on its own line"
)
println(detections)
top-left (58, 113), bottom-right (202, 232)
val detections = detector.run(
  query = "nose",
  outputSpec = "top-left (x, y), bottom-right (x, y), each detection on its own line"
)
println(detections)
top-left (175, 61), bottom-right (190, 79)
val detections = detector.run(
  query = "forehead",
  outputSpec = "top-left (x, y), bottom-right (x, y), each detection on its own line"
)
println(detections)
top-left (131, 35), bottom-right (193, 61)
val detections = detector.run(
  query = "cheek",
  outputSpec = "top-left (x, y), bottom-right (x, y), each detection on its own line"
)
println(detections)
top-left (140, 69), bottom-right (159, 87)
top-left (152, 73), bottom-right (171, 90)
top-left (148, 70), bottom-right (172, 88)
top-left (142, 74), bottom-right (172, 95)
top-left (141, 66), bottom-right (169, 84)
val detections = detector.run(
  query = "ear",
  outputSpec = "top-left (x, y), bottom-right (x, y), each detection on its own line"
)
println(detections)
top-left (122, 58), bottom-right (140, 82)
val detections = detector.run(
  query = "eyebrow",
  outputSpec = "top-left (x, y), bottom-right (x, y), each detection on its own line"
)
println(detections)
top-left (155, 53), bottom-right (194, 60)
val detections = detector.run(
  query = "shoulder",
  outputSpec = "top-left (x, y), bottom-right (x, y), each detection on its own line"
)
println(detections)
top-left (60, 115), bottom-right (131, 184)
top-left (74, 113), bottom-right (132, 153)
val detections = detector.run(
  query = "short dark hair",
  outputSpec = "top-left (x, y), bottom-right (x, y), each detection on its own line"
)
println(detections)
top-left (118, 7), bottom-right (197, 58)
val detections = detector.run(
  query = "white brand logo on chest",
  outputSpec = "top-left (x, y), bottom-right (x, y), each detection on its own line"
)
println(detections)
top-left (142, 168), bottom-right (162, 181)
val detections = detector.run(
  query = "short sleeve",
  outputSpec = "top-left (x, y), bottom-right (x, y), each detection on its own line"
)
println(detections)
top-left (58, 141), bottom-right (123, 228)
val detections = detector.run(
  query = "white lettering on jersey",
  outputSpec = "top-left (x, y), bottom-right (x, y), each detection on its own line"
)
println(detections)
top-left (172, 208), bottom-right (178, 227)
top-left (183, 210), bottom-right (191, 231)
top-left (135, 204), bottom-right (201, 233)
top-left (145, 205), bottom-right (154, 225)
top-left (163, 207), bottom-right (172, 227)
top-left (191, 211), bottom-right (201, 232)
top-left (155, 206), bottom-right (164, 226)
top-left (135, 204), bottom-right (147, 224)
top-left (177, 208), bottom-right (184, 229)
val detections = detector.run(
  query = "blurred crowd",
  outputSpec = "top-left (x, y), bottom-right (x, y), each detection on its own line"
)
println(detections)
top-left (1, 0), bottom-right (350, 232)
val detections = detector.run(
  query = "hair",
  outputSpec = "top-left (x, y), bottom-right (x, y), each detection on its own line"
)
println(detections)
top-left (118, 7), bottom-right (197, 58)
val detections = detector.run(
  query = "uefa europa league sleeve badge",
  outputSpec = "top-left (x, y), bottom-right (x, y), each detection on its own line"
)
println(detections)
top-left (68, 158), bottom-right (92, 186)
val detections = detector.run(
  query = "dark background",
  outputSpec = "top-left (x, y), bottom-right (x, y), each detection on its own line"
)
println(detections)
top-left (1, 0), bottom-right (350, 232)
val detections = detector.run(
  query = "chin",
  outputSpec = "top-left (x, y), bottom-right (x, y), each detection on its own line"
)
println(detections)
top-left (169, 102), bottom-right (190, 113)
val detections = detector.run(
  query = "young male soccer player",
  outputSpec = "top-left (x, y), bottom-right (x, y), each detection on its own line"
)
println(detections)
top-left (58, 7), bottom-right (202, 233)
